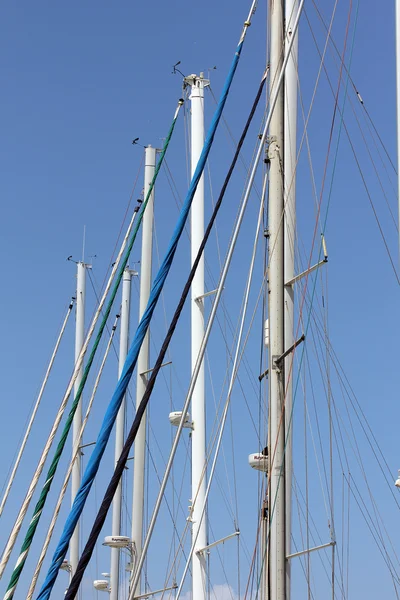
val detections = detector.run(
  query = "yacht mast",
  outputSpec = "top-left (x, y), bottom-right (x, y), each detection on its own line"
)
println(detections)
top-left (283, 0), bottom-right (298, 597)
top-left (110, 267), bottom-right (133, 600)
top-left (131, 145), bottom-right (156, 596)
top-left (267, 1), bottom-right (286, 599)
top-left (184, 71), bottom-right (208, 600)
top-left (71, 260), bottom-right (87, 593)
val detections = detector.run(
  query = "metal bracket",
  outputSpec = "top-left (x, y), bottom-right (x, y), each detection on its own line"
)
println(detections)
top-left (287, 540), bottom-right (335, 560)
top-left (285, 235), bottom-right (328, 286)
top-left (195, 531), bottom-right (240, 555)
top-left (78, 441), bottom-right (96, 450)
top-left (183, 73), bottom-right (210, 90)
top-left (195, 288), bottom-right (219, 303)
top-left (77, 441), bottom-right (96, 457)
top-left (258, 334), bottom-right (305, 382)
top-left (140, 361), bottom-right (172, 377)
top-left (126, 268), bottom-right (139, 277)
top-left (132, 584), bottom-right (178, 599)
top-left (274, 334), bottom-right (305, 366)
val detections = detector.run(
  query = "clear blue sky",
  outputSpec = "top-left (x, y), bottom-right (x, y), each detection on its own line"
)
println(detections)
top-left (0, 1), bottom-right (399, 599)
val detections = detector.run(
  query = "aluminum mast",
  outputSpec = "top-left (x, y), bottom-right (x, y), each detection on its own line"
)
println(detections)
top-left (71, 261), bottom-right (87, 591)
top-left (267, 1), bottom-right (286, 599)
top-left (110, 267), bottom-right (133, 600)
top-left (131, 145), bottom-right (156, 596)
top-left (184, 71), bottom-right (208, 600)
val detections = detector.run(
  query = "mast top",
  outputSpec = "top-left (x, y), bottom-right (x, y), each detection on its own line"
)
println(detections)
top-left (183, 73), bottom-right (210, 89)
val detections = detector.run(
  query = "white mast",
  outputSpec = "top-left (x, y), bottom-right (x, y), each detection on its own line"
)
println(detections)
top-left (283, 0), bottom-right (298, 597)
top-left (267, 1), bottom-right (286, 599)
top-left (184, 71), bottom-right (208, 600)
top-left (71, 261), bottom-right (86, 583)
top-left (110, 267), bottom-right (133, 600)
top-left (131, 145), bottom-right (156, 596)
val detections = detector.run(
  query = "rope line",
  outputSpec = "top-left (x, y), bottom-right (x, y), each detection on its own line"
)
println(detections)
top-left (305, 7), bottom-right (400, 284)
top-left (25, 316), bottom-right (120, 600)
top-left (3, 100), bottom-right (181, 600)
top-left (0, 297), bottom-right (75, 518)
top-left (0, 207), bottom-right (139, 582)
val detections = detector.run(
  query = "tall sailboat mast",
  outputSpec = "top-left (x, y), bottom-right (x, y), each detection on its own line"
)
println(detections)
top-left (283, 0), bottom-right (298, 597)
top-left (267, 1), bottom-right (286, 599)
top-left (131, 145), bottom-right (156, 596)
top-left (110, 267), bottom-right (133, 600)
top-left (184, 71), bottom-right (208, 600)
top-left (71, 260), bottom-right (87, 586)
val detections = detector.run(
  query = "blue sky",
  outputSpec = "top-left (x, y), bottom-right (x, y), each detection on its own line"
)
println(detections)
top-left (0, 1), bottom-right (399, 599)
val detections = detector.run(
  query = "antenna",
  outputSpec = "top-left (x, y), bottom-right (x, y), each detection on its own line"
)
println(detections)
top-left (207, 65), bottom-right (217, 79)
top-left (172, 61), bottom-right (185, 78)
top-left (132, 137), bottom-right (145, 148)
top-left (82, 225), bottom-right (86, 263)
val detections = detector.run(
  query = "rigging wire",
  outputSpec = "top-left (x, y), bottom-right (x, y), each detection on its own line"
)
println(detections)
top-left (310, 0), bottom-right (397, 177)
top-left (295, 266), bottom-right (355, 596)
top-left (120, 246), bottom-right (198, 577)
top-left (164, 166), bottom-right (265, 597)
top-left (253, 1), bottom-right (355, 596)
top-left (164, 152), bottom-right (263, 402)
top-left (305, 267), bottom-right (400, 573)
top-left (303, 307), bottom-right (347, 594)
top-left (262, 39), bottom-right (396, 596)
top-left (25, 315), bottom-right (120, 600)
top-left (345, 473), bottom-right (400, 593)
top-left (353, 98), bottom-right (398, 230)
top-left (332, 393), bottom-right (400, 574)
top-left (305, 289), bottom-right (400, 511)
top-left (303, 359), bottom-right (311, 599)
top-left (0, 296), bottom-right (75, 517)
top-left (301, 264), bottom-right (400, 590)
top-left (175, 143), bottom-right (267, 600)
top-left (164, 156), bottom-right (266, 460)
top-left (207, 85), bottom-right (263, 201)
top-left (163, 156), bottom-right (264, 425)
top-left (301, 288), bottom-right (400, 590)
top-left (204, 143), bottom-right (242, 527)
top-left (286, 304), bottom-right (339, 596)
top-left (346, 476), bottom-right (350, 599)
top-left (292, 477), bottom-right (339, 593)
top-left (98, 152), bottom-right (145, 296)
top-left (304, 8), bottom-right (400, 283)
top-left (165, 137), bottom-right (247, 548)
